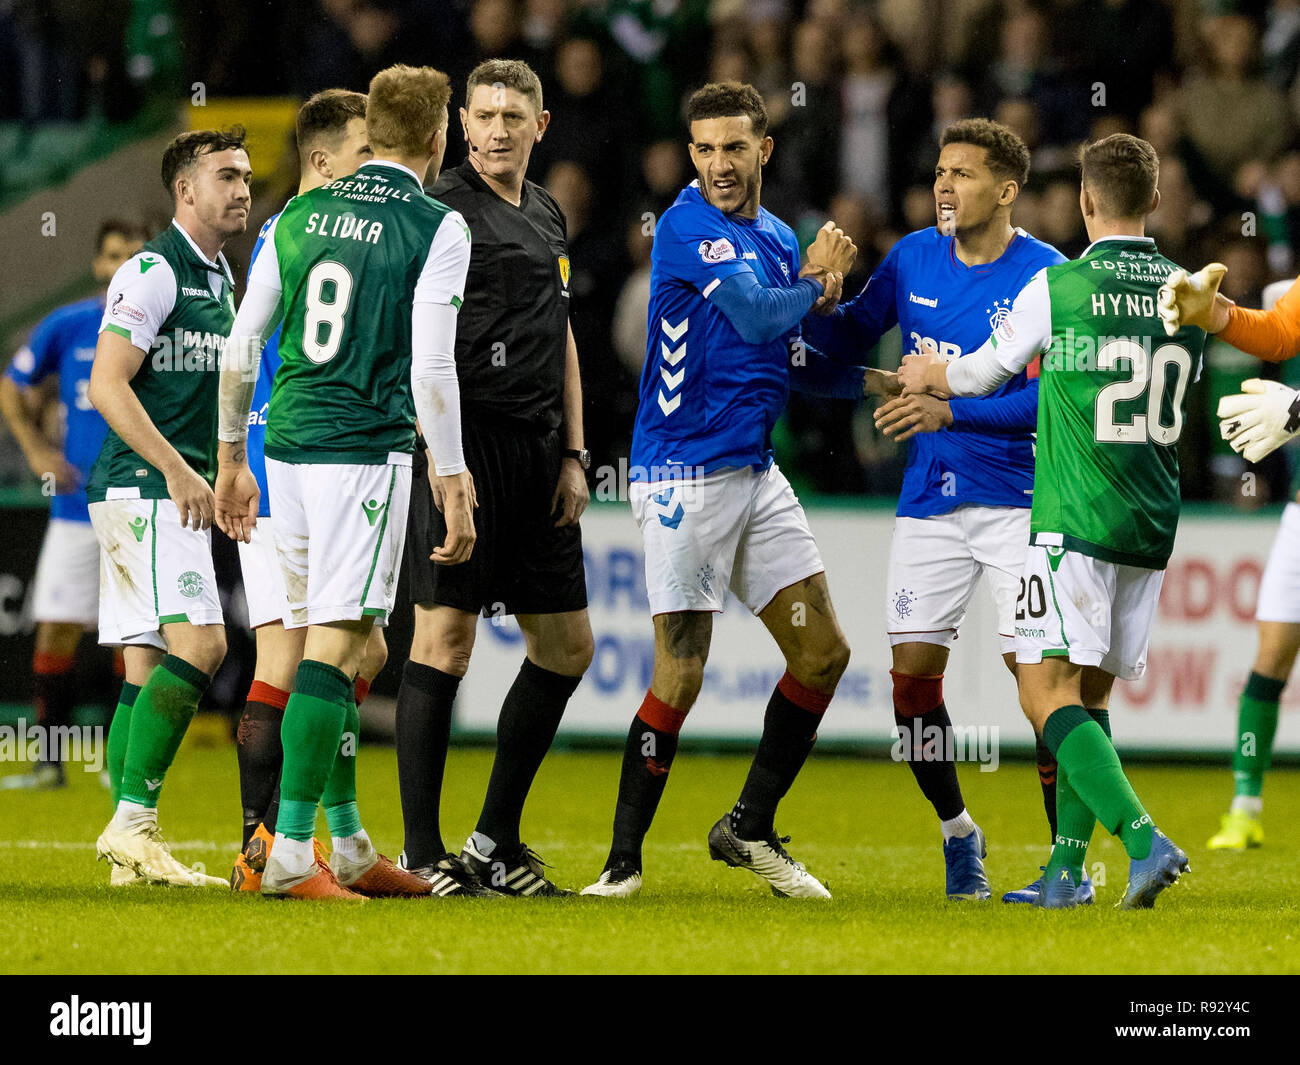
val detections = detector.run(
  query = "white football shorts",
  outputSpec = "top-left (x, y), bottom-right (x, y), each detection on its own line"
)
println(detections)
top-left (1255, 502), bottom-right (1300, 624)
top-left (265, 456), bottom-right (411, 628)
top-left (236, 515), bottom-right (292, 629)
top-left (886, 505), bottom-right (1030, 655)
top-left (631, 463), bottom-right (824, 616)
top-left (88, 495), bottom-right (223, 650)
top-left (30, 517), bottom-right (100, 626)
top-left (1014, 544), bottom-right (1164, 681)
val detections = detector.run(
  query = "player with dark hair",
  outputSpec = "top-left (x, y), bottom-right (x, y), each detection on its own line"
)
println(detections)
top-left (227, 88), bottom-right (393, 892)
top-left (0, 220), bottom-right (145, 792)
top-left (394, 58), bottom-right (594, 897)
top-left (582, 82), bottom-right (872, 899)
top-left (803, 117), bottom-right (1070, 903)
top-left (900, 133), bottom-right (1197, 910)
top-left (89, 128), bottom-right (251, 887)
top-left (216, 65), bottom-right (472, 901)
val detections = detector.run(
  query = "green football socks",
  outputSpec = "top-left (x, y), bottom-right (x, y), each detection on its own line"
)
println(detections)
top-left (322, 697), bottom-right (363, 840)
top-left (118, 657), bottom-right (209, 808)
top-left (1043, 705), bottom-right (1153, 862)
top-left (1044, 708), bottom-right (1111, 882)
top-left (277, 660), bottom-right (351, 843)
top-left (106, 681), bottom-right (142, 807)
top-left (1232, 672), bottom-right (1282, 801)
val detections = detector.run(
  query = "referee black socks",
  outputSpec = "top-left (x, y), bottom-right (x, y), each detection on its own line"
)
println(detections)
top-left (473, 658), bottom-right (580, 852)
top-left (395, 659), bottom-right (461, 868)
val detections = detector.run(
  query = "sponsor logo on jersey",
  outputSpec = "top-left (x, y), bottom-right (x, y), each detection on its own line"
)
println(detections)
top-left (698, 238), bottom-right (737, 264)
top-left (110, 293), bottom-right (147, 326)
top-left (177, 571), bottom-right (204, 598)
top-left (362, 498), bottom-right (387, 527)
top-left (129, 516), bottom-right (148, 543)
top-left (181, 285), bottom-right (215, 300)
top-left (908, 291), bottom-right (938, 308)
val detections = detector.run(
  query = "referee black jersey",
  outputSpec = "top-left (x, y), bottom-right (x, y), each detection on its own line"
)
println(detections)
top-left (430, 159), bottom-right (570, 431)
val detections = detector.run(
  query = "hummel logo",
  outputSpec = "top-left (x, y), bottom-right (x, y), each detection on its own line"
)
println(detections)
top-left (129, 516), bottom-right (148, 542)
top-left (139, 257), bottom-right (160, 274)
top-left (908, 291), bottom-right (938, 307)
top-left (144, 778), bottom-right (162, 791)
top-left (361, 498), bottom-right (386, 526)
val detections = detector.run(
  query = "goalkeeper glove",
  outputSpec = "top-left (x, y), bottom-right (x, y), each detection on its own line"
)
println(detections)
top-left (1157, 262), bottom-right (1228, 336)
top-left (1217, 378), bottom-right (1300, 462)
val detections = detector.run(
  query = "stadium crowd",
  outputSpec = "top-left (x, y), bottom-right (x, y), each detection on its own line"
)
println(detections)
top-left (7, 0), bottom-right (1300, 502)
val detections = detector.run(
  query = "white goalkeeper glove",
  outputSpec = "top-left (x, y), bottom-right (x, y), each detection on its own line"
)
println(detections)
top-left (1218, 378), bottom-right (1300, 462)
top-left (1157, 262), bottom-right (1227, 336)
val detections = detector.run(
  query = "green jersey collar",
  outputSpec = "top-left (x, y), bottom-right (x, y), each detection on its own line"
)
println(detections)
top-left (170, 219), bottom-right (234, 285)
top-left (1081, 234), bottom-right (1156, 257)
top-left (359, 159), bottom-right (424, 188)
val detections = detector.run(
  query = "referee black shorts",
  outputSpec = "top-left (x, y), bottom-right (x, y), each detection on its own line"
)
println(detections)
top-left (406, 417), bottom-right (588, 617)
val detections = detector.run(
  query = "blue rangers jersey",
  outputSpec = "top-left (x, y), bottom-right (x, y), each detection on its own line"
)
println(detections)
top-left (246, 213), bottom-right (283, 518)
top-left (804, 226), bottom-right (1064, 517)
top-left (631, 181), bottom-right (817, 478)
top-left (6, 297), bottom-right (110, 522)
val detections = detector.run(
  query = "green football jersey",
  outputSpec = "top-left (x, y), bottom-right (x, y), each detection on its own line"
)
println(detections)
top-left (88, 222), bottom-right (235, 502)
top-left (1027, 237), bottom-right (1206, 569)
top-left (261, 160), bottom-right (469, 464)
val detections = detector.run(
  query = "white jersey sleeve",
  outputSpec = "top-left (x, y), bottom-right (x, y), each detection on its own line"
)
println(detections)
top-left (411, 210), bottom-right (471, 475)
top-left (946, 268), bottom-right (1053, 396)
top-left (413, 209), bottom-right (470, 307)
top-left (100, 252), bottom-right (178, 352)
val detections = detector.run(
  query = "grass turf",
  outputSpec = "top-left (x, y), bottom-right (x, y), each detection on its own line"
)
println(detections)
top-left (1, 735), bottom-right (1296, 974)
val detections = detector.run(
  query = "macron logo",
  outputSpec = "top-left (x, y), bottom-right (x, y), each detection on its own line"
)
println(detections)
top-left (50, 997), bottom-right (151, 1045)
top-left (909, 292), bottom-right (938, 308)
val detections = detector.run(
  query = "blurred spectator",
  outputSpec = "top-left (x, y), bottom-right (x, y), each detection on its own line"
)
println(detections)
top-left (1034, 179), bottom-right (1087, 258)
top-left (763, 17), bottom-right (841, 219)
top-left (529, 35), bottom-right (628, 218)
top-left (1175, 13), bottom-right (1293, 206)
top-left (838, 10), bottom-right (904, 217)
top-left (546, 160), bottom-right (634, 466)
top-left (1076, 0), bottom-right (1175, 124)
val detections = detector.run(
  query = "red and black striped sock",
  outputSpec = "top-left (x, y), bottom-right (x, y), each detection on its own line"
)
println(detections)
top-left (608, 691), bottom-right (687, 867)
top-left (236, 681), bottom-right (288, 848)
top-left (731, 672), bottom-right (830, 841)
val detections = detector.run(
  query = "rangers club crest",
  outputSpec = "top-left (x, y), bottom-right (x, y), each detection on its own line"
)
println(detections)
top-left (987, 298), bottom-right (1013, 341)
top-left (892, 588), bottom-right (916, 620)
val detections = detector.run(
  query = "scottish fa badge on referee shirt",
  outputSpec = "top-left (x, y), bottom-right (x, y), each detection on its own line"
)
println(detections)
top-left (558, 255), bottom-right (570, 290)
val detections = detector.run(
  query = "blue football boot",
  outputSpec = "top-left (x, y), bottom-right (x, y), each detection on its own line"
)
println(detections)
top-left (943, 826), bottom-right (991, 900)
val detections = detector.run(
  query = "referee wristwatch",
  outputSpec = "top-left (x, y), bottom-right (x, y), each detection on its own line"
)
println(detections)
top-left (562, 447), bottom-right (591, 469)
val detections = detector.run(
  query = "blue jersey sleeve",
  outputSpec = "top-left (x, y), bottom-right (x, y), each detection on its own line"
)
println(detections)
top-left (948, 377), bottom-right (1039, 434)
top-left (789, 340), bottom-right (864, 398)
top-left (711, 271), bottom-right (824, 345)
top-left (800, 243), bottom-right (900, 363)
top-left (657, 205), bottom-right (756, 295)
top-left (6, 311), bottom-right (63, 388)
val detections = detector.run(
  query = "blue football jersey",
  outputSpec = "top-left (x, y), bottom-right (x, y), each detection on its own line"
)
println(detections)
top-left (631, 181), bottom-right (807, 478)
top-left (246, 213), bottom-right (283, 518)
top-left (805, 227), bottom-right (1065, 516)
top-left (6, 297), bottom-right (110, 522)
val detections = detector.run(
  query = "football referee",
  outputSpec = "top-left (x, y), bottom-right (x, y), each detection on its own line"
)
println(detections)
top-left (396, 59), bottom-right (593, 897)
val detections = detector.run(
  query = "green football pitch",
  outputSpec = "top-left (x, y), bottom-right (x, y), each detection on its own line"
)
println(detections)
top-left (1, 737), bottom-right (1296, 975)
